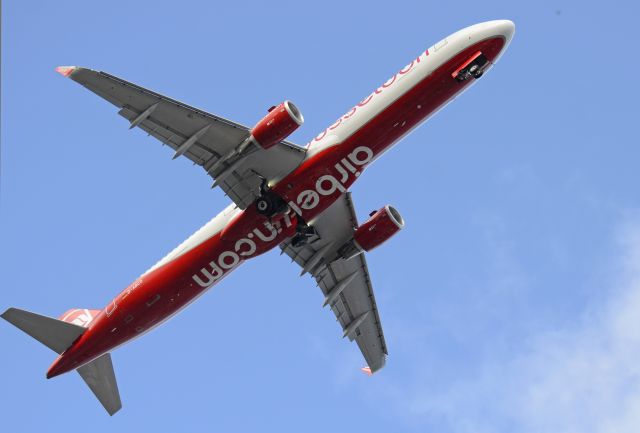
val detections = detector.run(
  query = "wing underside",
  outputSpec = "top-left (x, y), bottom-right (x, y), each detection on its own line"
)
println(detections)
top-left (60, 66), bottom-right (306, 209)
top-left (280, 194), bottom-right (388, 372)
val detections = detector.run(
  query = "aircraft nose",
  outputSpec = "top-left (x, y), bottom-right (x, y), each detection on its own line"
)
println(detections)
top-left (494, 19), bottom-right (516, 46)
top-left (477, 19), bottom-right (515, 62)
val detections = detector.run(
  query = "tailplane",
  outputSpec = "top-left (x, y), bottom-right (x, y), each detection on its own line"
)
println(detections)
top-left (1, 307), bottom-right (85, 354)
top-left (77, 353), bottom-right (122, 415)
top-left (2, 307), bottom-right (122, 415)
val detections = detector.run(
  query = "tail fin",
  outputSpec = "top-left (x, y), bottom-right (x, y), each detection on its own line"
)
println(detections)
top-left (1, 307), bottom-right (86, 354)
top-left (59, 308), bottom-right (101, 328)
top-left (77, 353), bottom-right (122, 415)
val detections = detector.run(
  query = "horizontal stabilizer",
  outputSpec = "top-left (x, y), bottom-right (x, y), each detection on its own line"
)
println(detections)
top-left (1, 308), bottom-right (86, 354)
top-left (361, 366), bottom-right (373, 376)
top-left (77, 353), bottom-right (122, 416)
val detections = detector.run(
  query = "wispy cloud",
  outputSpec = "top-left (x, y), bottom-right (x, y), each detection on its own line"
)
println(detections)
top-left (381, 215), bottom-right (640, 433)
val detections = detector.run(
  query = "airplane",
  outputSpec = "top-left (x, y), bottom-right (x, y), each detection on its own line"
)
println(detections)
top-left (2, 20), bottom-right (515, 415)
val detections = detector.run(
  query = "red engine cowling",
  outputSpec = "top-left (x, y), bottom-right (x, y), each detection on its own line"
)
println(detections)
top-left (354, 205), bottom-right (405, 252)
top-left (250, 101), bottom-right (304, 149)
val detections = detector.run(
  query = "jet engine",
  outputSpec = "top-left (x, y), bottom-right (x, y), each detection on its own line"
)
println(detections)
top-left (339, 205), bottom-right (405, 260)
top-left (208, 101), bottom-right (304, 188)
top-left (250, 100), bottom-right (304, 150)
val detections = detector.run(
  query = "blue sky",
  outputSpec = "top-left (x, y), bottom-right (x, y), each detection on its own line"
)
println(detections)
top-left (2, 1), bottom-right (639, 432)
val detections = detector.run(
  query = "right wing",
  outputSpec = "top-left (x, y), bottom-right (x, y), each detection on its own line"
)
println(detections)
top-left (279, 193), bottom-right (388, 372)
top-left (56, 66), bottom-right (306, 209)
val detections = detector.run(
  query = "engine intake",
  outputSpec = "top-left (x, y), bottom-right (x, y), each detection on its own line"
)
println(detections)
top-left (339, 205), bottom-right (405, 259)
top-left (250, 100), bottom-right (304, 150)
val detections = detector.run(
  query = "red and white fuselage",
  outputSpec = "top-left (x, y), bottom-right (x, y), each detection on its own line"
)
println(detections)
top-left (47, 20), bottom-right (515, 378)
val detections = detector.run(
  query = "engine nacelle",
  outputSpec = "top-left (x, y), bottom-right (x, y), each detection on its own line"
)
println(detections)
top-left (250, 101), bottom-right (304, 150)
top-left (339, 205), bottom-right (405, 259)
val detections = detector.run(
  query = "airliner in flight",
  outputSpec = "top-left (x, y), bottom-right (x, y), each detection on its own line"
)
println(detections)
top-left (3, 20), bottom-right (515, 415)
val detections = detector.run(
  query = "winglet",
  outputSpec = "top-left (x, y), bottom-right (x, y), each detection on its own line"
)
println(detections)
top-left (361, 366), bottom-right (373, 376)
top-left (55, 66), bottom-right (78, 77)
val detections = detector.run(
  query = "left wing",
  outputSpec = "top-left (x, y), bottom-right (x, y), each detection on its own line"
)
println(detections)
top-left (57, 66), bottom-right (306, 209)
top-left (280, 193), bottom-right (388, 372)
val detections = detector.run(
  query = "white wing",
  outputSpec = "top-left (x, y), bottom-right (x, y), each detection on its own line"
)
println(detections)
top-left (280, 193), bottom-right (387, 372)
top-left (58, 66), bottom-right (306, 209)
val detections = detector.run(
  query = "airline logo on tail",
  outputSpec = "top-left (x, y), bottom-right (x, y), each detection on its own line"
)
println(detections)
top-left (60, 309), bottom-right (100, 328)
